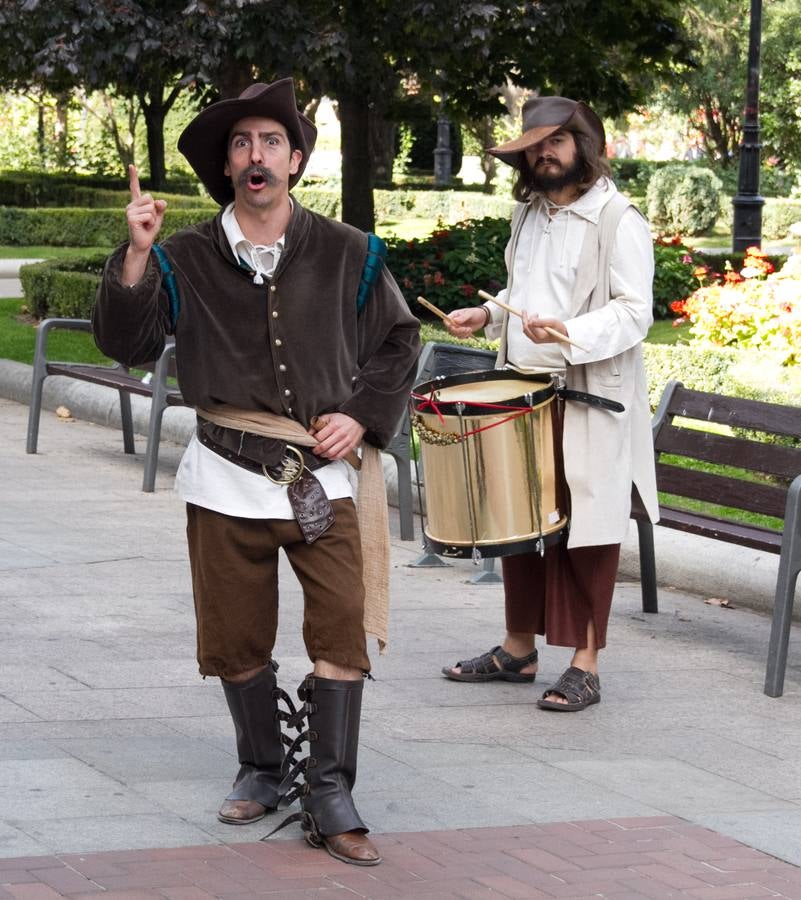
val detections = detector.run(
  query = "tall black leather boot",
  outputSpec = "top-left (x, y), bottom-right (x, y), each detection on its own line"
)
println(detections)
top-left (299, 674), bottom-right (381, 865)
top-left (218, 663), bottom-right (284, 825)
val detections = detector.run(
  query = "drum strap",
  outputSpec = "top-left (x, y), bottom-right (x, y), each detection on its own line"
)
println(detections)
top-left (557, 388), bottom-right (624, 413)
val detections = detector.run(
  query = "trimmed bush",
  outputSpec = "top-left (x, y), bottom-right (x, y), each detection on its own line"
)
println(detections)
top-left (0, 170), bottom-right (198, 206)
top-left (646, 165), bottom-right (722, 235)
top-left (19, 254), bottom-right (107, 319)
top-left (716, 197), bottom-right (801, 241)
top-left (0, 207), bottom-right (213, 247)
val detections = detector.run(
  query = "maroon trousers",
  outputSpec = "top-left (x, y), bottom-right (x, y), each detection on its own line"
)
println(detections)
top-left (501, 542), bottom-right (620, 650)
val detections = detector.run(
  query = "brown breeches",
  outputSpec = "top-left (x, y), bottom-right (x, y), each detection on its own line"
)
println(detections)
top-left (501, 542), bottom-right (621, 649)
top-left (186, 499), bottom-right (370, 679)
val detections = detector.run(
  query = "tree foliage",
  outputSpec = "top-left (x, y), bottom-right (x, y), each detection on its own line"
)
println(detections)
top-left (0, 0), bottom-right (690, 225)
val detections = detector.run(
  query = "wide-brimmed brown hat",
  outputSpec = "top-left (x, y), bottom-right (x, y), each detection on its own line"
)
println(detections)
top-left (487, 96), bottom-right (605, 169)
top-left (178, 78), bottom-right (317, 205)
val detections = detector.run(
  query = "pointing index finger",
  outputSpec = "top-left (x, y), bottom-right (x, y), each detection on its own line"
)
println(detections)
top-left (128, 164), bottom-right (141, 200)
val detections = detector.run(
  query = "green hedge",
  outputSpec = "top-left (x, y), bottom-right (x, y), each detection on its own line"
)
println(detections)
top-left (19, 254), bottom-right (106, 319)
top-left (0, 207), bottom-right (212, 246)
top-left (716, 197), bottom-right (801, 241)
top-left (0, 170), bottom-right (198, 206)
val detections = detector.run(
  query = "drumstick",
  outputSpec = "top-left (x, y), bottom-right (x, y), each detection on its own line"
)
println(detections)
top-left (417, 295), bottom-right (453, 326)
top-left (477, 289), bottom-right (588, 353)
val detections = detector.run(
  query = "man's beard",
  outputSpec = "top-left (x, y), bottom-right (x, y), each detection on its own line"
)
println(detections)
top-left (530, 157), bottom-right (583, 192)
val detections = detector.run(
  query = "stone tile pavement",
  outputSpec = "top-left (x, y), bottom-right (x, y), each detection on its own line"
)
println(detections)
top-left (1, 396), bottom-right (801, 898)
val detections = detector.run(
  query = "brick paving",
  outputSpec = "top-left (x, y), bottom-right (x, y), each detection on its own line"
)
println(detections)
top-left (1, 818), bottom-right (800, 900)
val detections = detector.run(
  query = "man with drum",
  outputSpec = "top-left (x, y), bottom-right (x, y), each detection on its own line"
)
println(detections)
top-left (441, 96), bottom-right (658, 711)
top-left (93, 79), bottom-right (420, 864)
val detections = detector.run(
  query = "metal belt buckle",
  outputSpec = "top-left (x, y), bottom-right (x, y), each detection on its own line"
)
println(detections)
top-left (262, 444), bottom-right (305, 485)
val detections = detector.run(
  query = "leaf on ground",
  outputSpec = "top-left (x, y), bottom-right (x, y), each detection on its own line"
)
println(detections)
top-left (56, 406), bottom-right (73, 419)
top-left (705, 597), bottom-right (734, 609)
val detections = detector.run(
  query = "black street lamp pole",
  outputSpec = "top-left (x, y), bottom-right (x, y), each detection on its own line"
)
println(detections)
top-left (732, 0), bottom-right (764, 252)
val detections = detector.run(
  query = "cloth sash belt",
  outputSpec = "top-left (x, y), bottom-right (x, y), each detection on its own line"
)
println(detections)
top-left (195, 404), bottom-right (391, 653)
top-left (196, 416), bottom-right (334, 544)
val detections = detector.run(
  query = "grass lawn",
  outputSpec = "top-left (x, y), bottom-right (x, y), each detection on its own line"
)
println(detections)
top-left (0, 297), bottom-right (111, 366)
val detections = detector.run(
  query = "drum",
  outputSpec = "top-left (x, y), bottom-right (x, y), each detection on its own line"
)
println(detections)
top-left (411, 369), bottom-right (568, 559)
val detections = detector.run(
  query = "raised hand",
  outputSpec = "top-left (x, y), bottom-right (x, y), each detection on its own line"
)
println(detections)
top-left (122, 165), bottom-right (167, 287)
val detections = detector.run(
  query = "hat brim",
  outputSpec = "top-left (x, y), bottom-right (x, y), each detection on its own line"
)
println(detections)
top-left (178, 79), bottom-right (317, 205)
top-left (486, 101), bottom-right (605, 170)
top-left (486, 124), bottom-right (562, 168)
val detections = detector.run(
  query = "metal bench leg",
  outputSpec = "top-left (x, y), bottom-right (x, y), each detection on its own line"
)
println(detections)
top-left (119, 390), bottom-right (135, 454)
top-left (636, 518), bottom-right (658, 614)
top-left (764, 481), bottom-right (801, 697)
top-left (26, 340), bottom-right (48, 454)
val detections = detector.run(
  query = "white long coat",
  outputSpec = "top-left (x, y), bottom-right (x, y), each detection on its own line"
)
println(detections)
top-left (489, 186), bottom-right (659, 547)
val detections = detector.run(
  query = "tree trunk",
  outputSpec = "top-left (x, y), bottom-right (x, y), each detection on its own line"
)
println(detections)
top-left (215, 59), bottom-right (254, 99)
top-left (339, 94), bottom-right (374, 231)
top-left (141, 92), bottom-right (167, 190)
top-left (368, 110), bottom-right (396, 186)
top-left (55, 93), bottom-right (70, 168)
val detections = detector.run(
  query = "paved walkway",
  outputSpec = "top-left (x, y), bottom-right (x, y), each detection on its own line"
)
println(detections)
top-left (2, 397), bottom-right (801, 898)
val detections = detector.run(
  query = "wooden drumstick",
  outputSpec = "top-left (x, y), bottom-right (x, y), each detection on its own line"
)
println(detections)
top-left (417, 295), bottom-right (454, 326)
top-left (477, 289), bottom-right (588, 353)
top-left (309, 416), bottom-right (361, 470)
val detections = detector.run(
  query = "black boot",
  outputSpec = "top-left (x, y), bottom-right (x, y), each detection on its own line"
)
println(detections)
top-left (299, 674), bottom-right (381, 865)
top-left (218, 663), bottom-right (284, 824)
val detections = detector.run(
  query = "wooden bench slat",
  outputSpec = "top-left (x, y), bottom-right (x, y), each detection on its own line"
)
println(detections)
top-left (46, 363), bottom-right (183, 400)
top-left (657, 423), bottom-right (801, 480)
top-left (668, 385), bottom-right (801, 439)
top-left (655, 505), bottom-right (782, 553)
top-left (656, 462), bottom-right (788, 518)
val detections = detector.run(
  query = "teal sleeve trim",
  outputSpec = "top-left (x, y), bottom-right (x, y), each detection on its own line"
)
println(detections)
top-left (152, 244), bottom-right (180, 332)
top-left (356, 233), bottom-right (387, 314)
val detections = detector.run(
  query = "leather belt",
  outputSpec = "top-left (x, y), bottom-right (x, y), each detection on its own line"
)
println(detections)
top-left (197, 417), bottom-right (335, 543)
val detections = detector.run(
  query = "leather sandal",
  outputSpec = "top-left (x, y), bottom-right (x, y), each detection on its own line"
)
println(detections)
top-left (307, 829), bottom-right (382, 866)
top-left (441, 645), bottom-right (538, 682)
top-left (217, 798), bottom-right (271, 825)
top-left (537, 666), bottom-right (601, 711)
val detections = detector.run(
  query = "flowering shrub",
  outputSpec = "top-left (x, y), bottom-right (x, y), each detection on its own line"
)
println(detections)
top-left (673, 248), bottom-right (801, 365)
top-left (652, 235), bottom-right (715, 319)
top-left (385, 217), bottom-right (508, 314)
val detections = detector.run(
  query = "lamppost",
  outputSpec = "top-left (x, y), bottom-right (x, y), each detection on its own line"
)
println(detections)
top-left (732, 0), bottom-right (764, 252)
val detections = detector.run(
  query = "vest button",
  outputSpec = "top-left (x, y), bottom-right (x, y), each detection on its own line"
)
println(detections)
top-left (272, 310), bottom-right (278, 318)
top-left (275, 338), bottom-right (282, 346)
top-left (279, 364), bottom-right (287, 372)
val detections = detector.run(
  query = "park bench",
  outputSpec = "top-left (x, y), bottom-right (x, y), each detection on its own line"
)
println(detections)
top-left (26, 317), bottom-right (185, 492)
top-left (631, 380), bottom-right (801, 698)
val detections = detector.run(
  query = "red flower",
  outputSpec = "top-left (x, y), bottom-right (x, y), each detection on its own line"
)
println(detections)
top-left (724, 270), bottom-right (745, 284)
top-left (433, 271), bottom-right (445, 286)
top-left (461, 284), bottom-right (476, 298)
top-left (670, 299), bottom-right (687, 314)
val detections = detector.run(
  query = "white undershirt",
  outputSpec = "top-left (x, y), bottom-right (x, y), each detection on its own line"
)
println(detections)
top-left (174, 202), bottom-right (353, 519)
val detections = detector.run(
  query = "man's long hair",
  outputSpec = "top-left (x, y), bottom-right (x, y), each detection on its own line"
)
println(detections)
top-left (511, 130), bottom-right (612, 203)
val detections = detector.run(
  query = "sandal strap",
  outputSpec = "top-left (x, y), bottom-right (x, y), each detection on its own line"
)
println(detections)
top-left (454, 645), bottom-right (538, 676)
top-left (543, 666), bottom-right (600, 704)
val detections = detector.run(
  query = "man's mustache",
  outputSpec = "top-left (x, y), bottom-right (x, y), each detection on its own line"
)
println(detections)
top-left (237, 165), bottom-right (279, 187)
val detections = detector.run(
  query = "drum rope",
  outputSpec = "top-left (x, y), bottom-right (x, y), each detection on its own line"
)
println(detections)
top-left (411, 405), bottom-right (531, 446)
top-left (456, 402), bottom-right (481, 563)
top-left (524, 392), bottom-right (546, 557)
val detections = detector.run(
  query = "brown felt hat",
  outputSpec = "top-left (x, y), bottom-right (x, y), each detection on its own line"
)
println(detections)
top-left (487, 96), bottom-right (605, 169)
top-left (178, 78), bottom-right (317, 205)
